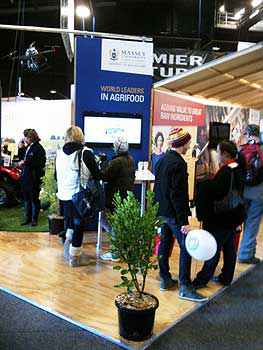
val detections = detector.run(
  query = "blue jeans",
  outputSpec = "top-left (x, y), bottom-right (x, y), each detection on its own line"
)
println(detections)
top-left (158, 217), bottom-right (192, 287)
top-left (60, 200), bottom-right (84, 248)
top-left (238, 198), bottom-right (263, 260)
top-left (23, 187), bottom-right (41, 222)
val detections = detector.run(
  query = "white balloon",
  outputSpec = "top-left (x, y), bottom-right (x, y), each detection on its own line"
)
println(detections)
top-left (185, 229), bottom-right (217, 261)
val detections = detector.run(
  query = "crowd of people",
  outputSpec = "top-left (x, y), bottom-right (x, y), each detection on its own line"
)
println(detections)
top-left (154, 125), bottom-right (263, 302)
top-left (14, 123), bottom-right (263, 302)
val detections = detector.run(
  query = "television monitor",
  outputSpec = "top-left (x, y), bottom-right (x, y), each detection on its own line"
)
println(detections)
top-left (209, 122), bottom-right (230, 149)
top-left (84, 114), bottom-right (142, 146)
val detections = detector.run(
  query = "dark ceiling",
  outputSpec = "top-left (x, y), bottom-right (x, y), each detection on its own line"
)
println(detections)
top-left (0, 0), bottom-right (262, 98)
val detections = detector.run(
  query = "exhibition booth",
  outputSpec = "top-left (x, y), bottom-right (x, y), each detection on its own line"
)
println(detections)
top-left (1, 35), bottom-right (263, 349)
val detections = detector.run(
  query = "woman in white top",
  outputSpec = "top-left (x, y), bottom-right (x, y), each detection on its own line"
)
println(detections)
top-left (56, 126), bottom-right (101, 267)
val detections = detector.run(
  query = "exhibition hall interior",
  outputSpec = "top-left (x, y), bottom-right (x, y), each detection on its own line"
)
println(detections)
top-left (1, 0), bottom-right (263, 349)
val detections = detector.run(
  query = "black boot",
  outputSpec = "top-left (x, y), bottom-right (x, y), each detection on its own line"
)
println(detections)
top-left (21, 219), bottom-right (31, 226)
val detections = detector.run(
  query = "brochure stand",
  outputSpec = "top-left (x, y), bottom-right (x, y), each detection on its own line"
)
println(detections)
top-left (135, 169), bottom-right (155, 216)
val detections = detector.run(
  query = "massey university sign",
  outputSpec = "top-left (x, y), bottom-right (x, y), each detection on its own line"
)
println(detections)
top-left (153, 48), bottom-right (215, 81)
top-left (101, 39), bottom-right (153, 76)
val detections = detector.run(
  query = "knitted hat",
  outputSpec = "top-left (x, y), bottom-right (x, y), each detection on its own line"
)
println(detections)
top-left (168, 128), bottom-right (191, 148)
top-left (113, 136), bottom-right (129, 154)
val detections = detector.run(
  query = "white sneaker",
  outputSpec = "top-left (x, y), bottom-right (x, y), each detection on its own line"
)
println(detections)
top-left (100, 252), bottom-right (120, 262)
top-left (69, 245), bottom-right (82, 267)
top-left (63, 239), bottom-right (71, 261)
top-left (69, 255), bottom-right (81, 267)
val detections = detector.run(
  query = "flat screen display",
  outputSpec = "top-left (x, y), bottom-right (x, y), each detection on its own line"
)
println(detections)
top-left (84, 115), bottom-right (142, 145)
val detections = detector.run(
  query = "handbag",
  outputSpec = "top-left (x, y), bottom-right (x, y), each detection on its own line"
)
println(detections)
top-left (72, 149), bottom-right (105, 219)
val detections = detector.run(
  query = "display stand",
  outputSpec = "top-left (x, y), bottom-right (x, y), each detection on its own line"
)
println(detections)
top-left (135, 169), bottom-right (155, 216)
top-left (96, 211), bottom-right (103, 255)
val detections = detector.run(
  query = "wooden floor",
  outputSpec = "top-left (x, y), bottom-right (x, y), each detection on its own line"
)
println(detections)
top-left (0, 223), bottom-right (262, 349)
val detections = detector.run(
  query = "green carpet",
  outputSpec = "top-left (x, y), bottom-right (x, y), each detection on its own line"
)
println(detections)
top-left (0, 206), bottom-right (49, 232)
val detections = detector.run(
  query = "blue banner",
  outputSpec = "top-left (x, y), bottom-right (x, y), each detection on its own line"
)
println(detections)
top-left (75, 36), bottom-right (153, 163)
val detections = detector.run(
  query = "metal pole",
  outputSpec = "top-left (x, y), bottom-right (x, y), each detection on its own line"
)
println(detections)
top-left (81, 17), bottom-right (85, 31)
top-left (198, 0), bottom-right (202, 38)
top-left (96, 211), bottom-right (102, 255)
top-left (18, 77), bottom-right (22, 95)
top-left (92, 16), bottom-right (96, 32)
top-left (0, 24), bottom-right (152, 42)
top-left (0, 81), bottom-right (2, 162)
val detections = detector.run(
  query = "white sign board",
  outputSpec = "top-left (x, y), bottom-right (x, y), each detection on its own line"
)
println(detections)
top-left (101, 39), bottom-right (153, 76)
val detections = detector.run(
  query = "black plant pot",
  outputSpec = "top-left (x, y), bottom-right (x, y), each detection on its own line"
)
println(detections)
top-left (115, 293), bottom-right (159, 341)
top-left (48, 215), bottom-right (64, 235)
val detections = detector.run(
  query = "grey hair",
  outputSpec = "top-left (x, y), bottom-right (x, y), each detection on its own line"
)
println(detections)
top-left (113, 136), bottom-right (129, 154)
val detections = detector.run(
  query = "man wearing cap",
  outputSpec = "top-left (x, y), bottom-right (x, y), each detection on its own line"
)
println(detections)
top-left (154, 127), bottom-right (207, 302)
top-left (238, 124), bottom-right (263, 264)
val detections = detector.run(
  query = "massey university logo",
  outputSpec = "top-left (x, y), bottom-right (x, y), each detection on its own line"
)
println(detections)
top-left (109, 48), bottom-right (119, 61)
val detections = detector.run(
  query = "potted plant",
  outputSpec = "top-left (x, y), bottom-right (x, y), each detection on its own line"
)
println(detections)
top-left (40, 162), bottom-right (64, 234)
top-left (107, 191), bottom-right (161, 341)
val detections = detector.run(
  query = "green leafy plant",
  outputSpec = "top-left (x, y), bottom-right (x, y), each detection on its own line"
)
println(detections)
top-left (107, 191), bottom-right (161, 298)
top-left (40, 162), bottom-right (59, 215)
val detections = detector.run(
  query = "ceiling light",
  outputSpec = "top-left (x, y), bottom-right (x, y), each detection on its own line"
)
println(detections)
top-left (219, 5), bottom-right (225, 13)
top-left (249, 9), bottom-right (260, 18)
top-left (212, 46), bottom-right (220, 51)
top-left (50, 90), bottom-right (57, 94)
top-left (239, 79), bottom-right (250, 84)
top-left (224, 73), bottom-right (234, 79)
top-left (252, 0), bottom-right (263, 8)
top-left (76, 5), bottom-right (91, 18)
top-left (251, 83), bottom-right (262, 89)
top-left (234, 8), bottom-right (245, 20)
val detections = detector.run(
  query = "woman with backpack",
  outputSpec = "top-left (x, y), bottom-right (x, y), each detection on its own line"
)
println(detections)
top-left (193, 140), bottom-right (245, 288)
top-left (56, 126), bottom-right (101, 267)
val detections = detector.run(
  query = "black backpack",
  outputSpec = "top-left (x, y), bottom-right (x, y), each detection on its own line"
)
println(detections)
top-left (72, 150), bottom-right (105, 220)
top-left (213, 169), bottom-right (246, 227)
top-left (239, 144), bottom-right (263, 186)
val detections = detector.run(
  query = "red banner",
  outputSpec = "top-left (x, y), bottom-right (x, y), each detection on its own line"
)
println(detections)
top-left (153, 90), bottom-right (205, 126)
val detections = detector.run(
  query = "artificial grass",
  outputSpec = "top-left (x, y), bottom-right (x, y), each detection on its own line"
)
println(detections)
top-left (0, 206), bottom-right (49, 232)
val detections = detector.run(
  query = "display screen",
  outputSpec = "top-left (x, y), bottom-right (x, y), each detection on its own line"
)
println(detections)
top-left (84, 115), bottom-right (142, 145)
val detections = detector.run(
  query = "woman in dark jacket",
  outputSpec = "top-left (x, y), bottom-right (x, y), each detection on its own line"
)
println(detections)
top-left (19, 129), bottom-right (46, 226)
top-left (100, 137), bottom-right (135, 261)
top-left (193, 140), bottom-right (245, 288)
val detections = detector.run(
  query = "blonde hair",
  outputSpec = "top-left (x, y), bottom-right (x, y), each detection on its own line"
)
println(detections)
top-left (65, 126), bottom-right (84, 143)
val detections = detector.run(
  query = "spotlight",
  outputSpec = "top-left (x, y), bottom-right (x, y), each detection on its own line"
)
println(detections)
top-left (219, 5), bottom-right (225, 13)
top-left (76, 5), bottom-right (90, 18)
top-left (50, 90), bottom-right (57, 94)
top-left (61, 7), bottom-right (69, 16)
top-left (212, 47), bottom-right (220, 51)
